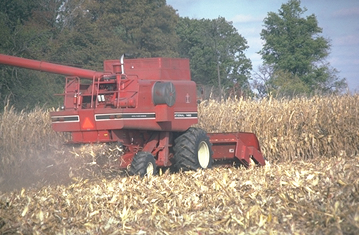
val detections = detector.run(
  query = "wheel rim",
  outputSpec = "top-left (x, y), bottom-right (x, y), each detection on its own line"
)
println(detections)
top-left (198, 141), bottom-right (210, 168)
top-left (146, 162), bottom-right (154, 176)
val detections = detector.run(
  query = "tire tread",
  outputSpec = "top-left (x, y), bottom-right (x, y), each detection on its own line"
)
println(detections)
top-left (173, 127), bottom-right (213, 171)
top-left (129, 152), bottom-right (157, 176)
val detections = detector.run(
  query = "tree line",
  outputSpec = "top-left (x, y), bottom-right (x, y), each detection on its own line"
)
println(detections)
top-left (0, 0), bottom-right (347, 110)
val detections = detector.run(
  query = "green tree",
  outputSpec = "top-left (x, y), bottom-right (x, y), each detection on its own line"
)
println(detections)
top-left (177, 17), bottom-right (252, 99)
top-left (49, 0), bottom-right (179, 69)
top-left (258, 0), bottom-right (347, 96)
top-left (0, 0), bottom-right (180, 110)
top-left (268, 69), bottom-right (310, 97)
top-left (0, 0), bottom-right (65, 110)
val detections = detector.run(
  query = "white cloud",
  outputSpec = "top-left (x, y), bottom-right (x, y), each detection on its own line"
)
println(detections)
top-left (236, 27), bottom-right (259, 35)
top-left (246, 37), bottom-right (264, 51)
top-left (333, 35), bottom-right (359, 46)
top-left (333, 7), bottom-right (359, 17)
top-left (231, 14), bottom-right (264, 23)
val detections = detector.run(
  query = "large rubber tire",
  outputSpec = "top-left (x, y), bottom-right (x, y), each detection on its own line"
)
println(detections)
top-left (129, 152), bottom-right (157, 176)
top-left (173, 127), bottom-right (213, 172)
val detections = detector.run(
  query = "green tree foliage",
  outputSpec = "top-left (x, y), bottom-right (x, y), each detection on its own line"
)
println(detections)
top-left (259, 0), bottom-right (347, 96)
top-left (268, 70), bottom-right (310, 97)
top-left (177, 17), bottom-right (252, 98)
top-left (0, 0), bottom-right (65, 110)
top-left (0, 0), bottom-right (180, 110)
top-left (52, 0), bottom-right (179, 69)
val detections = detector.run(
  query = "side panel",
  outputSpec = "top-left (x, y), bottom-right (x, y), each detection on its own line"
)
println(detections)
top-left (209, 132), bottom-right (265, 166)
top-left (104, 58), bottom-right (191, 81)
top-left (50, 79), bottom-right (199, 142)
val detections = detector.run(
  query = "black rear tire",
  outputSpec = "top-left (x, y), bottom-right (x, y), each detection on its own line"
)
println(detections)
top-left (173, 127), bottom-right (213, 171)
top-left (129, 152), bottom-right (157, 176)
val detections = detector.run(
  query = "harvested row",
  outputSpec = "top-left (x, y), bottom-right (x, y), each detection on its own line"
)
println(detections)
top-left (0, 157), bottom-right (358, 234)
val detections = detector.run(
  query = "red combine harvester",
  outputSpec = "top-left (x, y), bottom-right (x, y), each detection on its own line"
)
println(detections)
top-left (0, 54), bottom-right (265, 176)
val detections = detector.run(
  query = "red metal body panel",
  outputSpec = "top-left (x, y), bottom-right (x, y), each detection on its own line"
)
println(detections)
top-left (51, 78), bottom-right (198, 136)
top-left (209, 132), bottom-right (265, 166)
top-left (104, 58), bottom-right (191, 81)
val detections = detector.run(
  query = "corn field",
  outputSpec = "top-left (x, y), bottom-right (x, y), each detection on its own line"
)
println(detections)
top-left (1, 95), bottom-right (359, 234)
top-left (197, 95), bottom-right (359, 161)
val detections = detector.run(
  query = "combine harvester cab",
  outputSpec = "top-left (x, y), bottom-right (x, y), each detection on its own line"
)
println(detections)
top-left (0, 53), bottom-right (265, 176)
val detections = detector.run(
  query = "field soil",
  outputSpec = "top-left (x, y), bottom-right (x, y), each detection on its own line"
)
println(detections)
top-left (0, 145), bottom-right (358, 234)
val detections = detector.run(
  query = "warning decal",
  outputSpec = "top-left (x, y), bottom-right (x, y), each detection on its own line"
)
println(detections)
top-left (82, 117), bottom-right (94, 129)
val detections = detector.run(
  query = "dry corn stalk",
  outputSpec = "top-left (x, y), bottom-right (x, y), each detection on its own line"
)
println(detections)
top-left (197, 94), bottom-right (359, 162)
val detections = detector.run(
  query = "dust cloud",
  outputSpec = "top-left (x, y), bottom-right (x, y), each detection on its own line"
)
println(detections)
top-left (0, 144), bottom-right (124, 193)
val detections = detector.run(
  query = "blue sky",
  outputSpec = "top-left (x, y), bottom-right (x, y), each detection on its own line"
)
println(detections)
top-left (167, 0), bottom-right (359, 92)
